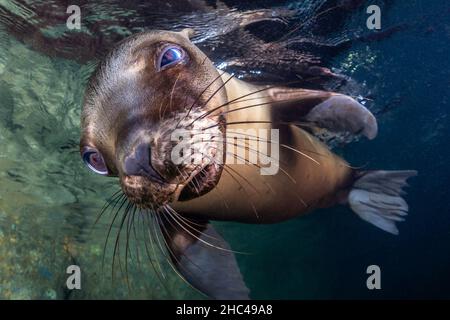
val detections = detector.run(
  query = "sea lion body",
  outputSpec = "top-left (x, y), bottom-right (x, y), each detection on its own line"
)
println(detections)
top-left (173, 74), bottom-right (354, 223)
top-left (80, 30), bottom-right (416, 299)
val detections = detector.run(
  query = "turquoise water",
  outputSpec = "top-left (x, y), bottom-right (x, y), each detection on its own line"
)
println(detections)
top-left (0, 0), bottom-right (449, 299)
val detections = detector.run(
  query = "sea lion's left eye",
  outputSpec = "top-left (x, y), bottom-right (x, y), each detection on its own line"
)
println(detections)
top-left (81, 147), bottom-right (109, 175)
top-left (158, 46), bottom-right (185, 70)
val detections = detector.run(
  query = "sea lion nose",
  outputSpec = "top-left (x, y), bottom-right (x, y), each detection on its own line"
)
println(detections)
top-left (123, 143), bottom-right (165, 183)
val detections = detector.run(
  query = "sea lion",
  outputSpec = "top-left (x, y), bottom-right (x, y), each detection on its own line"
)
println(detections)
top-left (80, 29), bottom-right (416, 299)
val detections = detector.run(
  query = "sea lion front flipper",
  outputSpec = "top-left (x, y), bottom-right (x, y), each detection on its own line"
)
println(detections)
top-left (268, 87), bottom-right (378, 140)
top-left (158, 213), bottom-right (250, 300)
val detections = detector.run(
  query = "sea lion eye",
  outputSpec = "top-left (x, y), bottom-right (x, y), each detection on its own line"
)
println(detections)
top-left (82, 147), bottom-right (108, 175)
top-left (158, 46), bottom-right (185, 70)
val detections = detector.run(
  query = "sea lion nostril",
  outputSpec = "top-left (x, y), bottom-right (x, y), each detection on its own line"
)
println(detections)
top-left (123, 142), bottom-right (165, 183)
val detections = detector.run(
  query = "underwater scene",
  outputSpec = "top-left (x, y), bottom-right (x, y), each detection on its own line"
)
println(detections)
top-left (0, 0), bottom-right (449, 300)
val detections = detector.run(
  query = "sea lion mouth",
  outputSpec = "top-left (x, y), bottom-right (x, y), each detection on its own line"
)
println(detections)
top-left (120, 157), bottom-right (222, 209)
top-left (120, 175), bottom-right (179, 208)
top-left (178, 163), bottom-right (220, 201)
top-left (117, 111), bottom-right (225, 209)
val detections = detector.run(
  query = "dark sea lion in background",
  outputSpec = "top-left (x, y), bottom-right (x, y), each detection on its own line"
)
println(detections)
top-left (80, 30), bottom-right (417, 299)
top-left (0, 0), bottom-right (298, 64)
top-left (0, 0), bottom-right (380, 85)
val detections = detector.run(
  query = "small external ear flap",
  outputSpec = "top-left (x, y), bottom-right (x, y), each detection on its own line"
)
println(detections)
top-left (179, 28), bottom-right (195, 39)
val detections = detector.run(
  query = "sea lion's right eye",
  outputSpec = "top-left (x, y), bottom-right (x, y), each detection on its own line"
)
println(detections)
top-left (81, 147), bottom-right (109, 175)
top-left (157, 45), bottom-right (185, 71)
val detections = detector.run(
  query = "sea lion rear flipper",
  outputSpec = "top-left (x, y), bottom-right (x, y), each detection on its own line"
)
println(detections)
top-left (268, 87), bottom-right (378, 139)
top-left (158, 213), bottom-right (250, 299)
top-left (347, 170), bottom-right (418, 235)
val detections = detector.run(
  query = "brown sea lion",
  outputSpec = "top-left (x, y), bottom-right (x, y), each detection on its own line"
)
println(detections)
top-left (80, 29), bottom-right (416, 299)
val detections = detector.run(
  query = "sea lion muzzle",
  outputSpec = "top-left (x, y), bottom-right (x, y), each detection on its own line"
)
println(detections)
top-left (122, 142), bottom-right (165, 183)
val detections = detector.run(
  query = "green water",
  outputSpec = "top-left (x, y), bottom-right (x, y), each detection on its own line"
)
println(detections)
top-left (0, 30), bottom-right (200, 299)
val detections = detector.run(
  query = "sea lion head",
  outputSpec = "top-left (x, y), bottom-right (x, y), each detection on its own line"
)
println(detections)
top-left (80, 29), bottom-right (227, 208)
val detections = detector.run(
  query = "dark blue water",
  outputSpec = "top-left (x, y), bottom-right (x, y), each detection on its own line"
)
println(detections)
top-left (223, 0), bottom-right (450, 299)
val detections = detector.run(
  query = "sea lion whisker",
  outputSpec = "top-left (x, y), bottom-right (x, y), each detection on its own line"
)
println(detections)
top-left (192, 175), bottom-right (206, 196)
top-left (193, 149), bottom-right (260, 212)
top-left (200, 119), bottom-right (315, 131)
top-left (155, 211), bottom-right (185, 262)
top-left (159, 208), bottom-right (208, 271)
top-left (148, 210), bottom-right (185, 285)
top-left (123, 204), bottom-right (138, 291)
top-left (142, 208), bottom-right (166, 279)
top-left (152, 211), bottom-right (202, 288)
top-left (227, 140), bottom-right (298, 185)
top-left (184, 170), bottom-right (203, 195)
top-left (176, 70), bottom-right (227, 128)
top-left (165, 205), bottom-right (222, 242)
top-left (185, 138), bottom-right (306, 201)
top-left (153, 211), bottom-right (206, 296)
top-left (202, 145), bottom-right (285, 191)
top-left (128, 208), bottom-right (166, 299)
top-left (232, 150), bottom-right (296, 187)
top-left (131, 208), bottom-right (161, 294)
top-left (200, 138), bottom-right (309, 208)
top-left (201, 72), bottom-right (235, 110)
top-left (200, 137), bottom-right (288, 168)
top-left (158, 98), bottom-right (165, 121)
top-left (148, 210), bottom-right (182, 282)
top-left (123, 206), bottom-right (133, 291)
top-left (201, 120), bottom-right (273, 131)
top-left (199, 148), bottom-right (278, 212)
top-left (102, 195), bottom-right (127, 273)
top-left (165, 204), bottom-right (206, 229)
top-left (87, 191), bottom-right (125, 245)
top-left (225, 129), bottom-right (326, 161)
top-left (150, 208), bottom-right (172, 263)
top-left (158, 88), bottom-right (178, 120)
top-left (111, 200), bottom-right (133, 286)
top-left (222, 95), bottom-right (273, 106)
top-left (207, 97), bottom-right (305, 118)
top-left (187, 80), bottom-right (305, 126)
top-left (211, 183), bottom-right (231, 211)
top-left (190, 177), bottom-right (201, 196)
top-left (137, 209), bottom-right (171, 295)
top-left (116, 201), bottom-right (134, 284)
top-left (164, 205), bottom-right (242, 254)
top-left (197, 150), bottom-right (261, 195)
top-left (175, 166), bottom-right (202, 195)
top-left (190, 125), bottom-right (322, 166)
top-left (94, 189), bottom-right (124, 226)
top-left (201, 140), bottom-right (306, 205)
top-left (183, 73), bottom-right (235, 127)
top-left (221, 165), bottom-right (260, 220)
top-left (280, 143), bottom-right (320, 166)
top-left (165, 73), bottom-right (183, 120)
top-left (204, 145), bottom-right (304, 207)
top-left (130, 206), bottom-right (142, 267)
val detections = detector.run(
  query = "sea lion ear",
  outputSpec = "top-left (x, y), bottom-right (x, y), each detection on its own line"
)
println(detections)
top-left (179, 28), bottom-right (195, 39)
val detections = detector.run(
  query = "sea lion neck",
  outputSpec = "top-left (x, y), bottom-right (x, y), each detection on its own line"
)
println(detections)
top-left (218, 71), bottom-right (273, 123)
